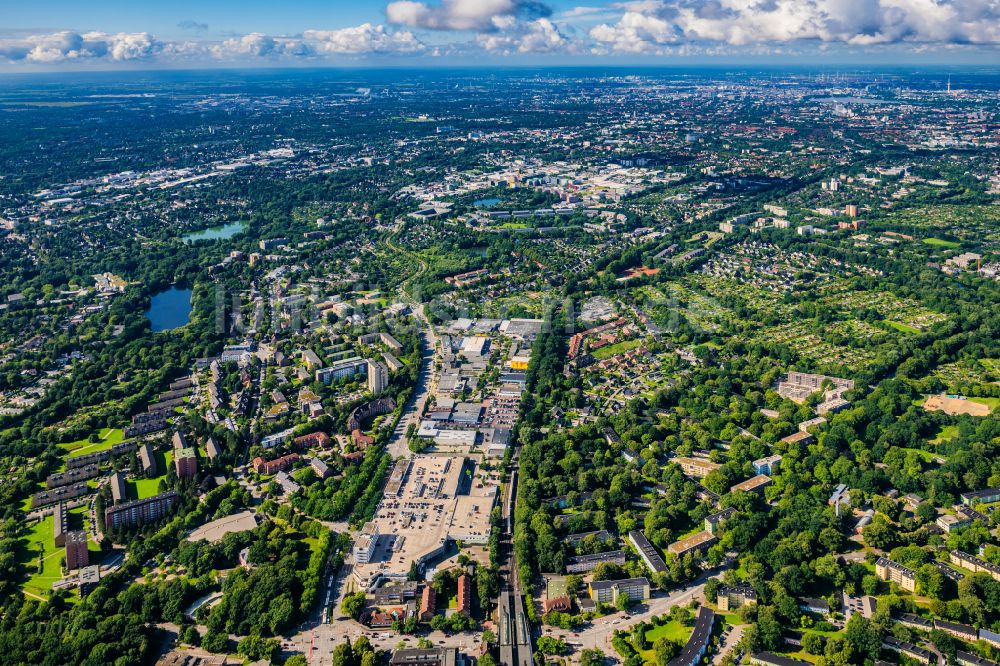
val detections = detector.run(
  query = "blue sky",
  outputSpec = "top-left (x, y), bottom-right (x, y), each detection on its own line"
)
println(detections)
top-left (1, 0), bottom-right (999, 69)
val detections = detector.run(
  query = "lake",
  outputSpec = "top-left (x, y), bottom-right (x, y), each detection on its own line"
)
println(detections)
top-left (181, 221), bottom-right (247, 242)
top-left (146, 287), bottom-right (192, 332)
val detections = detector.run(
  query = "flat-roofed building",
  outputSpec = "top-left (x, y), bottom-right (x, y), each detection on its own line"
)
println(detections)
top-left (368, 359), bottom-right (389, 396)
top-left (961, 488), bottom-right (1000, 506)
top-left (629, 530), bottom-right (668, 573)
top-left (53, 502), bottom-right (68, 546)
top-left (588, 577), bottom-right (650, 604)
top-left (751, 653), bottom-right (813, 666)
top-left (705, 507), bottom-right (736, 534)
top-left (174, 447), bottom-right (198, 480)
top-left (109, 472), bottom-right (127, 504)
top-left (730, 474), bottom-right (772, 495)
top-left (876, 557), bottom-right (916, 592)
top-left (717, 583), bottom-right (757, 611)
top-left (566, 550), bottom-right (626, 574)
top-left (354, 533), bottom-right (379, 564)
top-left (674, 456), bottom-right (721, 478)
top-left (667, 530), bottom-right (717, 558)
top-left (752, 455), bottom-right (782, 476)
top-left (389, 648), bottom-right (457, 666)
top-left (104, 491), bottom-right (179, 531)
top-left (65, 530), bottom-right (89, 570)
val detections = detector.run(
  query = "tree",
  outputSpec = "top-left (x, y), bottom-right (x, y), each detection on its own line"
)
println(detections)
top-left (480, 653), bottom-right (497, 666)
top-left (844, 614), bottom-right (881, 663)
top-left (654, 638), bottom-right (682, 666)
top-left (341, 591), bottom-right (366, 620)
top-left (537, 636), bottom-right (567, 655)
top-left (803, 633), bottom-right (824, 655)
top-left (580, 648), bottom-right (606, 666)
top-left (202, 630), bottom-right (229, 653)
top-left (181, 625), bottom-right (201, 646)
top-left (286, 657), bottom-right (309, 666)
top-left (333, 638), bottom-right (355, 666)
top-left (616, 593), bottom-right (631, 613)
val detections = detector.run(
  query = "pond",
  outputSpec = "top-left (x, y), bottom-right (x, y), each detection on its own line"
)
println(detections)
top-left (146, 286), bottom-right (192, 332)
top-left (181, 221), bottom-right (247, 242)
top-left (473, 197), bottom-right (503, 208)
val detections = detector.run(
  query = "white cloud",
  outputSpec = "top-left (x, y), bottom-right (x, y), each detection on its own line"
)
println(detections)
top-left (476, 17), bottom-right (572, 53)
top-left (304, 24), bottom-right (425, 54)
top-left (386, 0), bottom-right (552, 31)
top-left (589, 0), bottom-right (1000, 52)
top-left (0, 31), bottom-right (161, 63)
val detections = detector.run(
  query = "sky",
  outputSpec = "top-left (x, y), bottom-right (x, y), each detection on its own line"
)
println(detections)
top-left (1, 0), bottom-right (999, 70)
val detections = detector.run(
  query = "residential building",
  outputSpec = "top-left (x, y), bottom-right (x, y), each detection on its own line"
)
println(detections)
top-left (958, 653), bottom-right (1000, 666)
top-left (629, 530), bottom-right (668, 573)
top-left (294, 431), bottom-right (332, 449)
top-left (174, 447), bottom-right (198, 480)
top-left (667, 531), bottom-right (717, 558)
top-left (717, 584), bottom-right (757, 611)
top-left (799, 597), bottom-right (831, 615)
top-left (419, 585), bottom-right (436, 621)
top-left (456, 574), bottom-right (471, 616)
top-left (752, 455), bottom-right (782, 476)
top-left (104, 491), bottom-right (180, 531)
top-left (882, 637), bottom-right (936, 665)
top-left (65, 530), bottom-right (89, 570)
top-left (673, 456), bottom-right (721, 478)
top-left (588, 577), bottom-right (650, 604)
top-left (252, 453), bottom-right (300, 476)
top-left (109, 472), bottom-right (127, 504)
top-left (876, 557), bottom-right (917, 592)
top-left (368, 359), bottom-right (389, 396)
top-left (935, 619), bottom-right (978, 642)
top-left (311, 457), bottom-right (332, 480)
top-left (354, 534), bottom-right (379, 564)
top-left (730, 475), bottom-right (772, 495)
top-left (667, 607), bottom-right (715, 666)
top-left (53, 502), bottom-right (67, 546)
top-left (751, 653), bottom-right (812, 666)
top-left (315, 357), bottom-right (368, 384)
top-left (205, 436), bottom-right (222, 461)
top-left (961, 488), bottom-right (1000, 506)
top-left (139, 443), bottom-right (158, 477)
top-left (951, 550), bottom-right (1000, 582)
top-left (566, 550), bottom-right (626, 574)
top-left (705, 507), bottom-right (736, 534)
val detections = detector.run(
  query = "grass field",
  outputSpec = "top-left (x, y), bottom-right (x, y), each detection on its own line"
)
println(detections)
top-left (931, 425), bottom-right (960, 444)
top-left (591, 338), bottom-right (643, 361)
top-left (886, 321), bottom-right (921, 334)
top-left (922, 238), bottom-right (961, 248)
top-left (969, 397), bottom-right (1000, 411)
top-left (129, 450), bottom-right (173, 500)
top-left (58, 428), bottom-right (125, 456)
top-left (639, 620), bottom-right (692, 662)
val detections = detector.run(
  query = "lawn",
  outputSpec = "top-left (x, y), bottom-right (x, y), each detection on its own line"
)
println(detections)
top-left (21, 515), bottom-right (62, 597)
top-left (931, 425), bottom-right (960, 444)
top-left (922, 238), bottom-right (961, 249)
top-left (968, 397), bottom-right (1000, 411)
top-left (130, 450), bottom-right (172, 500)
top-left (639, 620), bottom-right (692, 662)
top-left (886, 321), bottom-right (920, 335)
top-left (59, 428), bottom-right (125, 456)
top-left (591, 338), bottom-right (643, 361)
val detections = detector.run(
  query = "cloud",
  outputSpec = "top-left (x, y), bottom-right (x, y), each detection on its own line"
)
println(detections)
top-left (304, 24), bottom-right (425, 54)
top-left (177, 20), bottom-right (209, 33)
top-left (0, 31), bottom-right (160, 63)
top-left (386, 0), bottom-right (552, 31)
top-left (476, 17), bottom-right (572, 53)
top-left (589, 0), bottom-right (1000, 52)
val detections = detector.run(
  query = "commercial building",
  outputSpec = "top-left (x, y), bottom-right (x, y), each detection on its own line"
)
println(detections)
top-left (65, 530), bottom-right (90, 570)
top-left (629, 530), bottom-right (668, 573)
top-left (354, 534), bottom-right (379, 564)
top-left (368, 359), bottom-right (389, 396)
top-left (667, 531), bottom-right (717, 558)
top-left (717, 583), bottom-right (757, 611)
top-left (876, 557), bottom-right (917, 592)
top-left (588, 577), bottom-right (650, 604)
top-left (389, 648), bottom-right (458, 666)
top-left (104, 491), bottom-right (179, 531)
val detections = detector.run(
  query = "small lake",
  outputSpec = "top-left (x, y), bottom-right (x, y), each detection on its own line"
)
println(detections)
top-left (473, 197), bottom-right (503, 208)
top-left (146, 286), bottom-right (192, 332)
top-left (182, 221), bottom-right (247, 242)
